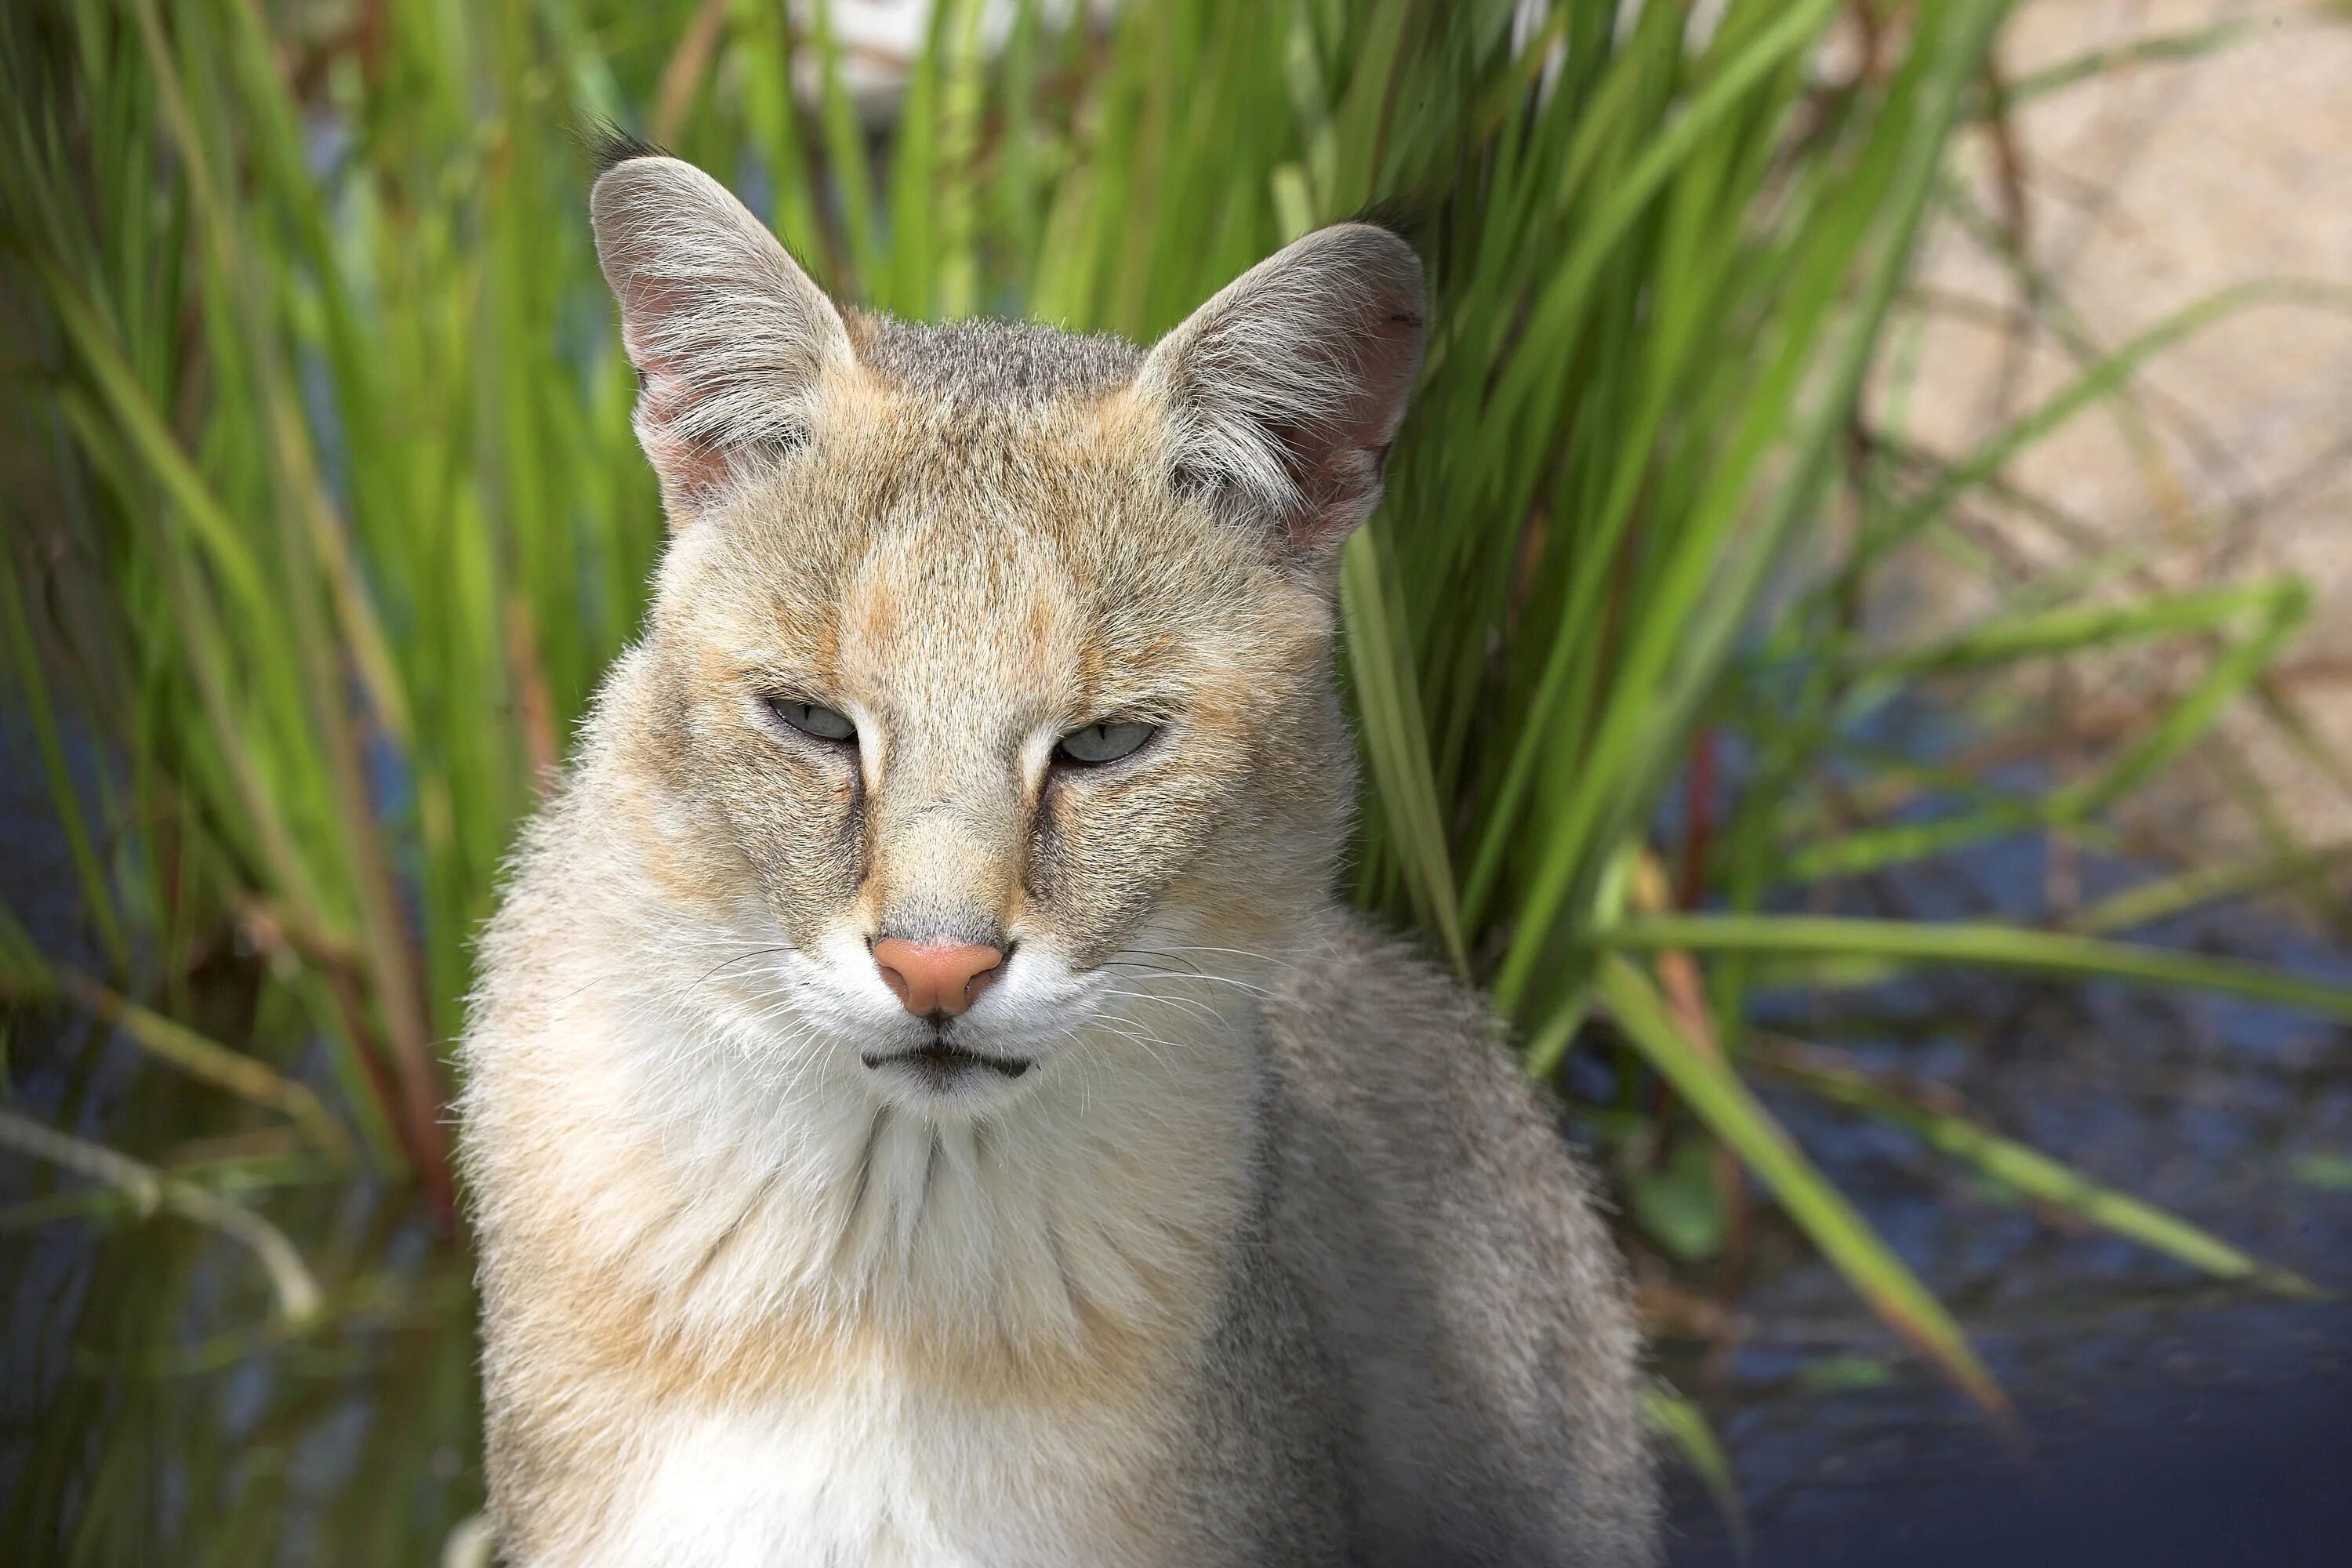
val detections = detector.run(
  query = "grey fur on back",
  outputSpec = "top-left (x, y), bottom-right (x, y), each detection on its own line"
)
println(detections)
top-left (1254, 916), bottom-right (1657, 1564)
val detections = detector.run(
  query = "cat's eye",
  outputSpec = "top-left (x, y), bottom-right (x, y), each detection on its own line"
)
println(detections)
top-left (1055, 720), bottom-right (1156, 766)
top-left (766, 696), bottom-right (856, 743)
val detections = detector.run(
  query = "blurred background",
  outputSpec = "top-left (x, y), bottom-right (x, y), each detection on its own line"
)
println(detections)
top-left (3, 1), bottom-right (2350, 1563)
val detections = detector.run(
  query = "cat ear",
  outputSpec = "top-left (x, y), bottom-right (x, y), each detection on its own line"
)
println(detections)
top-left (1138, 223), bottom-right (1427, 568)
top-left (589, 150), bottom-right (853, 524)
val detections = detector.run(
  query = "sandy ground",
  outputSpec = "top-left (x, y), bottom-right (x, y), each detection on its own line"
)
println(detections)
top-left (1878, 0), bottom-right (2352, 858)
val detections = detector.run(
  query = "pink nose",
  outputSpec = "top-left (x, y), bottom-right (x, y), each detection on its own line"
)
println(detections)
top-left (872, 938), bottom-right (1004, 1018)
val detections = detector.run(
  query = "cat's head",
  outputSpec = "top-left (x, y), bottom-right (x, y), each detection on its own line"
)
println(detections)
top-left (589, 151), bottom-right (1422, 1110)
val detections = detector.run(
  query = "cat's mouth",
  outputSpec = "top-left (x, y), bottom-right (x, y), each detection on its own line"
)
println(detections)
top-left (859, 1040), bottom-right (1033, 1086)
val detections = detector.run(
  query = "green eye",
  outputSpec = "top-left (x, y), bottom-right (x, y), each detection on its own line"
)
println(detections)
top-left (767, 696), bottom-right (857, 743)
top-left (1056, 720), bottom-right (1156, 766)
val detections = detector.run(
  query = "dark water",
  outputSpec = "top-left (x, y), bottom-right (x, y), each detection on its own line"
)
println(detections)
top-left (1671, 1342), bottom-right (2352, 1566)
top-left (1661, 829), bottom-right (2352, 1564)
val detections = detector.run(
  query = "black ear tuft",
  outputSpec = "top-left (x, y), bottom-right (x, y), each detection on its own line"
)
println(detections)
top-left (1345, 197), bottom-right (1430, 255)
top-left (575, 119), bottom-right (670, 177)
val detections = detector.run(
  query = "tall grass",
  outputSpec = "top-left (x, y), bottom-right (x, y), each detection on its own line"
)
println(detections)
top-left (3, 0), bottom-right (2343, 1556)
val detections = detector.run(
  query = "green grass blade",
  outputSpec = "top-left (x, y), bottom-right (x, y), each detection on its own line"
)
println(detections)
top-left (1599, 914), bottom-right (2352, 1021)
top-left (2067, 843), bottom-right (2352, 935)
top-left (1755, 1042), bottom-right (2318, 1296)
top-left (0, 1107), bottom-right (322, 1328)
top-left (1642, 1381), bottom-right (1749, 1559)
top-left (0, 955), bottom-right (353, 1164)
top-left (1880, 280), bottom-right (2352, 547)
top-left (1341, 526), bottom-right (1468, 971)
top-left (1598, 953), bottom-right (2005, 1414)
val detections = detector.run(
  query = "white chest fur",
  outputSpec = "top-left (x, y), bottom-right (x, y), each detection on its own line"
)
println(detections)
top-left (471, 907), bottom-right (1272, 1567)
top-left (501, 992), bottom-right (1254, 1567)
top-left (594, 1383), bottom-right (1166, 1568)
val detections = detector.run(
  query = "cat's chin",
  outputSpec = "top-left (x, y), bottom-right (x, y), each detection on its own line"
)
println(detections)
top-left (860, 1039), bottom-right (1033, 1079)
top-left (862, 1037), bottom-right (1033, 1091)
top-left (852, 1023), bottom-right (1051, 1112)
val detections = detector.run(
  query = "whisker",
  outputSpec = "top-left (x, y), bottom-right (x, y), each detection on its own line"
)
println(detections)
top-left (1091, 985), bottom-right (1228, 1023)
top-left (686, 945), bottom-right (796, 990)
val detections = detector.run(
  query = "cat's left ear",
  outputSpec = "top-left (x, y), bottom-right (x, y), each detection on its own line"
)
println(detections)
top-left (590, 148), bottom-right (854, 524)
top-left (1138, 222), bottom-right (1426, 568)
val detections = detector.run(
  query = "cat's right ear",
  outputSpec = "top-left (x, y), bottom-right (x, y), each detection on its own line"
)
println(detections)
top-left (589, 151), bottom-right (853, 524)
top-left (1138, 223), bottom-right (1426, 575)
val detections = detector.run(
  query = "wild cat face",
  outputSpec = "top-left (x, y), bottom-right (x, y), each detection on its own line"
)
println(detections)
top-left (590, 153), bottom-right (1421, 1110)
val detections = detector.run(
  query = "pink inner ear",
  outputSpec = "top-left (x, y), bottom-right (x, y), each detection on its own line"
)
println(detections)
top-left (609, 257), bottom-right (826, 514)
top-left (615, 268), bottom-right (735, 506)
top-left (1144, 221), bottom-right (1427, 565)
top-left (590, 156), bottom-right (852, 524)
top-left (1281, 305), bottom-right (1426, 552)
top-left (630, 365), bottom-right (733, 503)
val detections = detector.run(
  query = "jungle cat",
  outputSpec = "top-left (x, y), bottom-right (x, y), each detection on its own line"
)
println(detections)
top-left (459, 143), bottom-right (1659, 1568)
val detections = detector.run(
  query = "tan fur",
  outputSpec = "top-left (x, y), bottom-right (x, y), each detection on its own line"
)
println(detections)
top-left (463, 151), bottom-right (1657, 1566)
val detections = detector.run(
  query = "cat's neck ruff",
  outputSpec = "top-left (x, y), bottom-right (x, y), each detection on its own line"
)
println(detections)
top-left (552, 894), bottom-right (1265, 1363)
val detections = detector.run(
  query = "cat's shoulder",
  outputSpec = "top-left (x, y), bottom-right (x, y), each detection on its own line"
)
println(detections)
top-left (1263, 909), bottom-right (1538, 1137)
top-left (1269, 910), bottom-right (1483, 1047)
